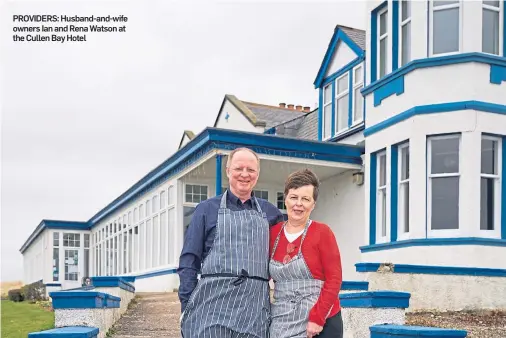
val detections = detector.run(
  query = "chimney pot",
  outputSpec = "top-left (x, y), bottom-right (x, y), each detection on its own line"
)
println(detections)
top-left (295, 105), bottom-right (302, 111)
top-left (287, 104), bottom-right (294, 109)
top-left (303, 106), bottom-right (311, 112)
top-left (279, 103), bottom-right (286, 108)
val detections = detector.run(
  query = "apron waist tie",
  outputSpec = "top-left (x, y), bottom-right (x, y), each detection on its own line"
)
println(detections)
top-left (201, 269), bottom-right (269, 286)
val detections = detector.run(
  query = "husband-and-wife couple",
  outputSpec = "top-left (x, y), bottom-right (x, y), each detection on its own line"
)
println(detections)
top-left (177, 147), bottom-right (344, 338)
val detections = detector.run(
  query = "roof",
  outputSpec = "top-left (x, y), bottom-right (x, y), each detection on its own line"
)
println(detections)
top-left (178, 130), bottom-right (196, 149)
top-left (267, 109), bottom-right (318, 141)
top-left (20, 220), bottom-right (90, 253)
top-left (314, 24), bottom-right (366, 88)
top-left (214, 94), bottom-right (309, 130)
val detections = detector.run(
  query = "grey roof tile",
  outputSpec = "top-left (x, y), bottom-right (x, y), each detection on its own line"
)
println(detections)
top-left (336, 25), bottom-right (365, 50)
top-left (242, 102), bottom-right (308, 129)
top-left (269, 109), bottom-right (318, 141)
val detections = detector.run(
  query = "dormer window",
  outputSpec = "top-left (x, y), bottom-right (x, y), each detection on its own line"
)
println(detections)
top-left (323, 84), bottom-right (332, 139)
top-left (482, 1), bottom-right (502, 55)
top-left (430, 0), bottom-right (462, 55)
top-left (335, 73), bottom-right (349, 133)
top-left (352, 64), bottom-right (364, 124)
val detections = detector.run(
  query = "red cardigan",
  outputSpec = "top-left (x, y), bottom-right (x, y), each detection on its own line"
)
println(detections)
top-left (269, 220), bottom-right (342, 326)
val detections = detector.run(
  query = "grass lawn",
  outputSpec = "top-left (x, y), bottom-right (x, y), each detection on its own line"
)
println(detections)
top-left (1, 300), bottom-right (54, 338)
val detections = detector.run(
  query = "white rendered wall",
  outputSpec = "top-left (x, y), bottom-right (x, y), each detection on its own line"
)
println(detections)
top-left (22, 231), bottom-right (47, 284)
top-left (366, 63), bottom-right (506, 127)
top-left (312, 170), bottom-right (365, 280)
top-left (134, 273), bottom-right (179, 293)
top-left (215, 99), bottom-right (263, 133)
top-left (364, 111), bottom-right (506, 256)
top-left (325, 40), bottom-right (358, 77)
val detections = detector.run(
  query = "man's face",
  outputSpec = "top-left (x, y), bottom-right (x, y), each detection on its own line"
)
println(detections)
top-left (226, 150), bottom-right (260, 197)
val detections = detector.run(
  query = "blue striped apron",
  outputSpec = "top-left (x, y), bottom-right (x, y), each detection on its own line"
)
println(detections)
top-left (181, 191), bottom-right (271, 338)
top-left (269, 220), bottom-right (325, 338)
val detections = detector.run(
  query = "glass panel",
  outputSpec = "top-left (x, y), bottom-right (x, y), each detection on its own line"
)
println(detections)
top-left (431, 177), bottom-right (459, 230)
top-left (84, 249), bottom-right (89, 278)
top-left (160, 211), bottom-right (167, 265)
top-left (402, 0), bottom-right (411, 20)
top-left (168, 186), bottom-right (174, 205)
top-left (431, 137), bottom-right (459, 174)
top-left (354, 87), bottom-right (363, 121)
top-left (323, 104), bottom-right (332, 138)
top-left (433, 8), bottom-right (459, 54)
top-left (401, 183), bottom-right (410, 232)
top-left (434, 0), bottom-right (459, 6)
top-left (152, 215), bottom-right (159, 267)
top-left (324, 84), bottom-right (332, 104)
top-left (480, 177), bottom-right (495, 230)
top-left (53, 232), bottom-right (59, 247)
top-left (401, 146), bottom-right (410, 180)
top-left (183, 206), bottom-right (196, 236)
top-left (84, 234), bottom-right (90, 248)
top-left (401, 22), bottom-right (411, 66)
top-left (53, 248), bottom-right (59, 281)
top-left (379, 37), bottom-right (388, 77)
top-left (481, 138), bottom-right (498, 175)
top-left (482, 9), bottom-right (500, 55)
top-left (336, 95), bottom-right (348, 131)
top-left (379, 10), bottom-right (388, 35)
top-left (483, 1), bottom-right (500, 7)
top-left (153, 195), bottom-right (159, 212)
top-left (354, 66), bottom-right (362, 84)
top-left (277, 192), bottom-right (285, 210)
top-left (380, 189), bottom-right (387, 236)
top-left (337, 74), bottom-right (348, 94)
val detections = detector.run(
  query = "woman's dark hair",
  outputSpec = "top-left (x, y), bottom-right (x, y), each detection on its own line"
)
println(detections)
top-left (284, 168), bottom-right (320, 201)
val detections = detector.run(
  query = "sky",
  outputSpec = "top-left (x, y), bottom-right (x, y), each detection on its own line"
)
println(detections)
top-left (0, 0), bottom-right (366, 281)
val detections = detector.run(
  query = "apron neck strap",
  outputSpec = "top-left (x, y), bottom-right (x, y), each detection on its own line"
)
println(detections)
top-left (271, 218), bottom-right (311, 259)
top-left (220, 190), bottom-right (262, 213)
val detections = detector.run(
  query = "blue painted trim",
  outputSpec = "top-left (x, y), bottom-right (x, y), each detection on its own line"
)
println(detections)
top-left (331, 81), bottom-right (336, 136)
top-left (364, 101), bottom-right (506, 137)
top-left (215, 155), bottom-right (222, 196)
top-left (28, 327), bottom-right (100, 338)
top-left (20, 220), bottom-right (90, 253)
top-left (327, 123), bottom-right (365, 143)
top-left (120, 276), bottom-right (136, 283)
top-left (370, 324), bottom-right (467, 337)
top-left (348, 69), bottom-right (353, 127)
top-left (45, 283), bottom-right (61, 287)
top-left (502, 135), bottom-right (506, 240)
top-left (390, 144), bottom-right (398, 242)
top-left (134, 267), bottom-right (177, 280)
top-left (356, 263), bottom-right (506, 277)
top-left (370, 1), bottom-right (388, 83)
top-left (373, 76), bottom-right (404, 107)
top-left (90, 276), bottom-right (135, 292)
top-left (322, 57), bottom-right (363, 87)
top-left (314, 29), bottom-right (365, 88)
top-left (49, 291), bottom-right (120, 309)
top-left (369, 153), bottom-right (378, 245)
top-left (503, 0), bottom-right (506, 57)
top-left (363, 52), bottom-right (506, 96)
top-left (392, 0), bottom-right (399, 72)
top-left (490, 65), bottom-right (506, 84)
top-left (341, 281), bottom-right (369, 291)
top-left (318, 88), bottom-right (323, 141)
top-left (339, 291), bottom-right (410, 308)
top-left (360, 237), bottom-right (506, 253)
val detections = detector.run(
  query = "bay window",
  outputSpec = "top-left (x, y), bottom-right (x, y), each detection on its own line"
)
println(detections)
top-left (480, 136), bottom-right (501, 233)
top-left (335, 73), bottom-right (349, 133)
top-left (398, 143), bottom-right (410, 236)
top-left (431, 0), bottom-right (461, 55)
top-left (427, 135), bottom-right (460, 234)
top-left (482, 1), bottom-right (502, 55)
top-left (400, 0), bottom-right (411, 66)
top-left (352, 64), bottom-right (364, 124)
top-left (377, 151), bottom-right (388, 240)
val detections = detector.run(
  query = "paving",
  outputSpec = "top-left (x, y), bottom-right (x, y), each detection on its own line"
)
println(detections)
top-left (111, 292), bottom-right (181, 338)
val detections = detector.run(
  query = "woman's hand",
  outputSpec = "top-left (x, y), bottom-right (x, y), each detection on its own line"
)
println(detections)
top-left (306, 321), bottom-right (323, 337)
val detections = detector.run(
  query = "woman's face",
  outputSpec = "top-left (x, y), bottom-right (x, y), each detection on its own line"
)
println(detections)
top-left (285, 185), bottom-right (315, 224)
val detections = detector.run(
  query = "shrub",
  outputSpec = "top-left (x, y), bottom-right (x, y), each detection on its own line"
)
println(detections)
top-left (8, 289), bottom-right (24, 302)
top-left (21, 280), bottom-right (46, 302)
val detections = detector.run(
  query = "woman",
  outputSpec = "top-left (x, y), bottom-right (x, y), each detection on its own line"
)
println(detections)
top-left (269, 168), bottom-right (343, 338)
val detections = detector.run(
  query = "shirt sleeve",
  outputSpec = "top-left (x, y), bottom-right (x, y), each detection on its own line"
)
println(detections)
top-left (176, 201), bottom-right (207, 312)
top-left (308, 225), bottom-right (343, 326)
top-left (261, 200), bottom-right (285, 226)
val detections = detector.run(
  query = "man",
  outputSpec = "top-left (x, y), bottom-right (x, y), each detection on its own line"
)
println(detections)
top-left (178, 147), bottom-right (284, 338)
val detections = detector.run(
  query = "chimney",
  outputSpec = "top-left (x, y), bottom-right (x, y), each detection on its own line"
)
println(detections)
top-left (295, 105), bottom-right (302, 111)
top-left (279, 103), bottom-right (286, 108)
top-left (303, 106), bottom-right (311, 112)
top-left (287, 104), bottom-right (294, 109)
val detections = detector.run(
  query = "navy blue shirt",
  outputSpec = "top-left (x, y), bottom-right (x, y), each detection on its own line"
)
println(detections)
top-left (177, 189), bottom-right (284, 312)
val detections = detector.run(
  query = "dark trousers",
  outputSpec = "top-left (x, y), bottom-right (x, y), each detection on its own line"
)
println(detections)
top-left (318, 311), bottom-right (343, 338)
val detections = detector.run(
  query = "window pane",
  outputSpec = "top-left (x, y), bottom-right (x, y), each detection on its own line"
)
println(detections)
top-left (401, 22), bottom-right (411, 66)
top-left (379, 154), bottom-right (386, 186)
top-left (337, 74), bottom-right (348, 94)
top-left (401, 0), bottom-right (411, 20)
top-left (401, 146), bottom-right (410, 180)
top-left (354, 67), bottom-right (362, 84)
top-left (336, 95), bottom-right (348, 131)
top-left (434, 0), bottom-right (459, 6)
top-left (277, 192), bottom-right (285, 210)
top-left (482, 9), bottom-right (500, 55)
top-left (380, 11), bottom-right (388, 35)
top-left (483, 1), bottom-right (500, 7)
top-left (433, 8), bottom-right (459, 54)
top-left (353, 87), bottom-right (363, 121)
top-left (379, 37), bottom-right (388, 77)
top-left (481, 138), bottom-right (498, 175)
top-left (480, 177), bottom-right (495, 230)
top-left (380, 190), bottom-right (387, 236)
top-left (401, 183), bottom-right (410, 232)
top-left (431, 137), bottom-right (459, 174)
top-left (324, 104), bottom-right (332, 138)
top-left (324, 85), bottom-right (332, 104)
top-left (431, 177), bottom-right (459, 230)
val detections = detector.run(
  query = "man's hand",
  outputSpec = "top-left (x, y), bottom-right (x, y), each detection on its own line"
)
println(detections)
top-left (306, 321), bottom-right (323, 337)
